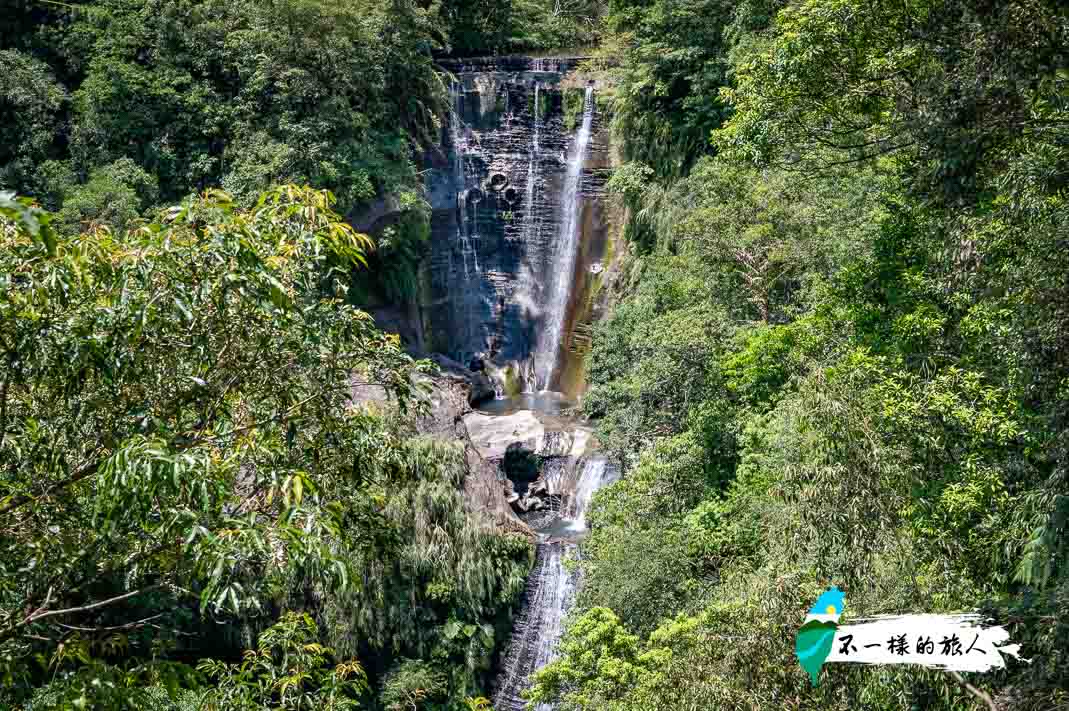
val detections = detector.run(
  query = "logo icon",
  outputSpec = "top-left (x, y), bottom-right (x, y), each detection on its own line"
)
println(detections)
top-left (795, 586), bottom-right (844, 687)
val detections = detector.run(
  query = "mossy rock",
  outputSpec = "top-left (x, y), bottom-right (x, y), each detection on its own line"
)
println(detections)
top-left (562, 87), bottom-right (586, 131)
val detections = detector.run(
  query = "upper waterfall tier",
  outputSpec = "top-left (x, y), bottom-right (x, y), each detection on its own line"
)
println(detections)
top-left (436, 55), bottom-right (592, 73)
top-left (423, 58), bottom-right (611, 394)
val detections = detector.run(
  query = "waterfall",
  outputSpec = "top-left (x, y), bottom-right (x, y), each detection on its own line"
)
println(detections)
top-left (530, 547), bottom-right (572, 711)
top-left (533, 86), bottom-right (595, 391)
top-left (491, 544), bottom-right (574, 711)
top-left (428, 58), bottom-right (607, 380)
top-left (518, 82), bottom-right (544, 394)
top-left (565, 457), bottom-right (607, 531)
top-left (491, 456), bottom-right (616, 711)
top-left (431, 56), bottom-right (614, 711)
top-left (450, 80), bottom-right (481, 279)
top-left (466, 188), bottom-right (482, 275)
top-left (524, 82), bottom-right (542, 246)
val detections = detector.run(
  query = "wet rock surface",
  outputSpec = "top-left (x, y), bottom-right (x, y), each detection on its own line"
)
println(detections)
top-left (470, 372), bottom-right (497, 405)
top-left (418, 55), bottom-right (618, 711)
top-left (423, 57), bottom-right (611, 393)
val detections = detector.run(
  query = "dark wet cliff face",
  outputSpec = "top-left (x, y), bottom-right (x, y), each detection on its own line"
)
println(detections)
top-left (423, 56), bottom-right (611, 396)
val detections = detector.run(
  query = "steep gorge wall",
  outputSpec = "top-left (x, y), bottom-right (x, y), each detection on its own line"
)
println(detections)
top-left (419, 56), bottom-right (614, 395)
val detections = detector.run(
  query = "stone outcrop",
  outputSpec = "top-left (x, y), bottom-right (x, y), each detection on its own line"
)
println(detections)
top-left (463, 410), bottom-right (544, 459)
top-left (460, 399), bottom-right (594, 522)
top-left (412, 353), bottom-right (592, 526)
top-left (409, 357), bottom-right (533, 537)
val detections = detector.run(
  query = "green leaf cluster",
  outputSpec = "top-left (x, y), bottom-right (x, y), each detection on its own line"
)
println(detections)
top-left (543, 1), bottom-right (1069, 709)
top-left (0, 186), bottom-right (532, 709)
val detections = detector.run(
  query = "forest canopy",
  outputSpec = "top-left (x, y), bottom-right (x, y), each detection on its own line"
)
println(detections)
top-left (542, 0), bottom-right (1069, 709)
top-left (1, 0), bottom-right (606, 310)
top-left (3, 0), bottom-right (1069, 709)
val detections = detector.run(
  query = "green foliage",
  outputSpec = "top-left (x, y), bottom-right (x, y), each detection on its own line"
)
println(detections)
top-left (358, 192), bottom-right (432, 304)
top-left (670, 157), bottom-right (883, 322)
top-left (199, 612), bottom-right (367, 710)
top-left (568, 1), bottom-right (1069, 708)
top-left (0, 50), bottom-right (66, 191)
top-left (716, 0), bottom-right (1069, 201)
top-left (3, 0), bottom-right (447, 223)
top-left (380, 659), bottom-right (447, 711)
top-left (0, 184), bottom-right (383, 699)
top-left (441, 0), bottom-right (516, 55)
top-left (441, 0), bottom-right (605, 55)
top-left (581, 433), bottom-right (714, 635)
top-left (319, 436), bottom-right (532, 704)
top-left (583, 253), bottom-right (728, 459)
top-left (53, 158), bottom-right (158, 234)
top-left (23, 656), bottom-right (203, 711)
top-left (0, 186), bottom-right (531, 707)
top-left (29, 680), bottom-right (202, 711)
top-left (526, 607), bottom-right (649, 709)
top-left (604, 0), bottom-right (733, 181)
top-left (464, 696), bottom-right (493, 711)
top-left (562, 88), bottom-right (587, 131)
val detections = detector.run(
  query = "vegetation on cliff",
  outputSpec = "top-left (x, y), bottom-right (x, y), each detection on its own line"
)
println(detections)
top-left (531, 0), bottom-right (1069, 709)
top-left (4, 0), bottom-right (1069, 709)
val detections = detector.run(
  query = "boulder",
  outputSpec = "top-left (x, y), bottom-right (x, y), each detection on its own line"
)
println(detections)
top-left (462, 410), bottom-right (544, 459)
top-left (469, 372), bottom-right (496, 406)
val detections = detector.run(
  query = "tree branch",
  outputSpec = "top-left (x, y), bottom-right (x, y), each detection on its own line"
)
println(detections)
top-left (0, 458), bottom-right (102, 517)
top-left (949, 670), bottom-right (999, 711)
top-left (26, 586), bottom-right (159, 626)
top-left (1, 585), bottom-right (160, 644)
top-left (56, 613), bottom-right (165, 633)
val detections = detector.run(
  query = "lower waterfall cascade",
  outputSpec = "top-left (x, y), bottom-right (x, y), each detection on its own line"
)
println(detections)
top-left (490, 456), bottom-right (618, 711)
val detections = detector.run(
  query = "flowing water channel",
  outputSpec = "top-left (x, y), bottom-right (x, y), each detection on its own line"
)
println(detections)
top-left (427, 56), bottom-right (614, 710)
top-left (484, 83), bottom-right (606, 711)
top-left (532, 86), bottom-right (595, 391)
top-left (490, 455), bottom-right (618, 711)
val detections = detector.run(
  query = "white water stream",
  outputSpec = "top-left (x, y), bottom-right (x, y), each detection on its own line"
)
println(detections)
top-left (491, 455), bottom-right (617, 711)
top-left (533, 86), bottom-right (595, 391)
